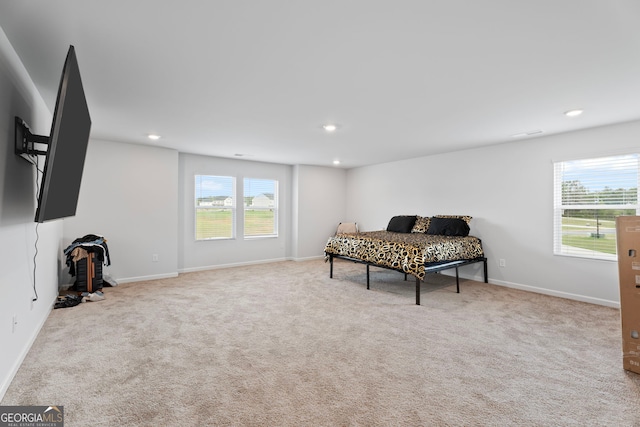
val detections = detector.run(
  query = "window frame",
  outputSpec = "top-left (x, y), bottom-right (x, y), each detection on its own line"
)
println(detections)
top-left (194, 175), bottom-right (236, 241)
top-left (243, 177), bottom-right (278, 239)
top-left (553, 153), bottom-right (639, 261)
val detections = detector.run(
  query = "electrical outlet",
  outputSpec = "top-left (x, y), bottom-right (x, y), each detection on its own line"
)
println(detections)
top-left (152, 254), bottom-right (159, 262)
top-left (499, 259), bottom-right (506, 268)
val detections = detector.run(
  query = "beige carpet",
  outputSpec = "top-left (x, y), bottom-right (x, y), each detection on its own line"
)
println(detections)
top-left (3, 259), bottom-right (640, 426)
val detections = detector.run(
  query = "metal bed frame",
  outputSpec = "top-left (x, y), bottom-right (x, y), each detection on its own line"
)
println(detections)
top-left (327, 254), bottom-right (488, 305)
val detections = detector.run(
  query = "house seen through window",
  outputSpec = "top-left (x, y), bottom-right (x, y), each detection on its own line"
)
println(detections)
top-left (195, 175), bottom-right (278, 240)
top-left (195, 175), bottom-right (235, 240)
top-left (553, 153), bottom-right (639, 260)
top-left (244, 178), bottom-right (278, 238)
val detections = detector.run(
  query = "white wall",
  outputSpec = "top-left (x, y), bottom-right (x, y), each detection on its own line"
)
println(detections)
top-left (292, 165), bottom-right (348, 260)
top-left (0, 28), bottom-right (61, 398)
top-left (62, 139), bottom-right (179, 284)
top-left (64, 149), bottom-right (345, 278)
top-left (178, 153), bottom-right (294, 271)
top-left (346, 121), bottom-right (640, 307)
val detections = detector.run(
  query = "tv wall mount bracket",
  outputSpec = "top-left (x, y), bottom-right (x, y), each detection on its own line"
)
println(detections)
top-left (15, 116), bottom-right (50, 158)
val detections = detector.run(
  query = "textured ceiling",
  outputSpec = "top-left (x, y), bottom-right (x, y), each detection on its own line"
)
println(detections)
top-left (2, 0), bottom-right (640, 168)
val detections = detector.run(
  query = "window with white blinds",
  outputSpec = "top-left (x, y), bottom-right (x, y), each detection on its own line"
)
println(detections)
top-left (553, 153), bottom-right (639, 260)
top-left (244, 178), bottom-right (278, 238)
top-left (195, 175), bottom-right (235, 240)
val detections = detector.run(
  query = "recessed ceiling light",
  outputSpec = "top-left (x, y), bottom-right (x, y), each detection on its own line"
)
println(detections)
top-left (323, 124), bottom-right (337, 132)
top-left (564, 109), bottom-right (584, 117)
top-left (333, 160), bottom-right (340, 165)
top-left (148, 134), bottom-right (161, 140)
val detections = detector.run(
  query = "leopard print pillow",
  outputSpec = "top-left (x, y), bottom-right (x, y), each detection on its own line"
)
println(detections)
top-left (411, 216), bottom-right (431, 233)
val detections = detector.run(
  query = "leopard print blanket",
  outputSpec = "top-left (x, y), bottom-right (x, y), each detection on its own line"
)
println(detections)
top-left (324, 230), bottom-right (484, 279)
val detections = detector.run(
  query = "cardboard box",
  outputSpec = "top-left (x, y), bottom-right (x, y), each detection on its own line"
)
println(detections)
top-left (615, 216), bottom-right (640, 375)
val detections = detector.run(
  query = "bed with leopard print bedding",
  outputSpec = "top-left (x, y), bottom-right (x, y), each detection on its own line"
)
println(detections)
top-left (323, 215), bottom-right (487, 304)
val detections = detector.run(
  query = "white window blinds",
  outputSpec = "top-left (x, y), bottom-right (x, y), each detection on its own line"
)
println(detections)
top-left (553, 154), bottom-right (639, 260)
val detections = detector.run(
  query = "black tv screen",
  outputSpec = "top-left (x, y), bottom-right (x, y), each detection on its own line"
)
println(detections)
top-left (35, 45), bottom-right (91, 223)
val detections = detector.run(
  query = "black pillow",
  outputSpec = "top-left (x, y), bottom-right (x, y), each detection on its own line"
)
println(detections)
top-left (386, 215), bottom-right (417, 233)
top-left (426, 217), bottom-right (470, 236)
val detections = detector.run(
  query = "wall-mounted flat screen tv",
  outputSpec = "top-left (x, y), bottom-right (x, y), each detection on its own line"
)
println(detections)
top-left (15, 45), bottom-right (92, 222)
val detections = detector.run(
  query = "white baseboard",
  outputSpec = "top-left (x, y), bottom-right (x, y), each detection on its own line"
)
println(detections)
top-left (487, 278), bottom-right (620, 308)
top-left (292, 255), bottom-right (325, 262)
top-left (438, 270), bottom-right (620, 308)
top-left (178, 257), bottom-right (290, 274)
top-left (119, 262), bottom-right (621, 308)
top-left (115, 272), bottom-right (179, 284)
top-left (0, 295), bottom-right (55, 401)
top-left (117, 257), bottom-right (323, 282)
